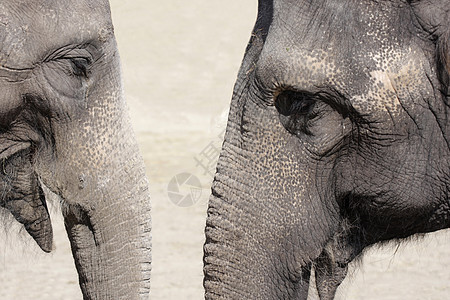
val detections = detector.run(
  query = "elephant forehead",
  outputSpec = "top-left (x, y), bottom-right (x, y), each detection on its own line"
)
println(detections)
top-left (0, 0), bottom-right (113, 69)
top-left (256, 43), bottom-right (338, 91)
top-left (257, 0), bottom-right (429, 115)
top-left (348, 49), bottom-right (426, 115)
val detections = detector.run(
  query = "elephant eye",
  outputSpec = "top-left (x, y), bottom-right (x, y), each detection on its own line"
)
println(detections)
top-left (275, 90), bottom-right (316, 117)
top-left (69, 57), bottom-right (91, 77)
top-left (275, 90), bottom-right (319, 135)
top-left (45, 46), bottom-right (93, 79)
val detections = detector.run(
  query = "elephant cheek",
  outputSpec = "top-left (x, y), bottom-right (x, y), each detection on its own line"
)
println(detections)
top-left (1, 152), bottom-right (53, 252)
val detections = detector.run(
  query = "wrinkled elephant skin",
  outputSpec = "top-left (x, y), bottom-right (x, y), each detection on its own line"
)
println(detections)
top-left (204, 0), bottom-right (449, 299)
top-left (0, 1), bottom-right (151, 299)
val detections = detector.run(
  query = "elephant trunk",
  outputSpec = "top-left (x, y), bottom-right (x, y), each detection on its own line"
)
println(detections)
top-left (204, 190), bottom-right (276, 299)
top-left (59, 130), bottom-right (151, 299)
top-left (63, 148), bottom-right (151, 299)
top-left (204, 190), bottom-right (316, 299)
top-left (204, 141), bottom-right (328, 299)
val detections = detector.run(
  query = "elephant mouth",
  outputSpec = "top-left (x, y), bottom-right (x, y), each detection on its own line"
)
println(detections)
top-left (0, 150), bottom-right (53, 252)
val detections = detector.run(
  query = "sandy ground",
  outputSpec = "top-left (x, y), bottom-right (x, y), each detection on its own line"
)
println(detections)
top-left (1, 1), bottom-right (450, 299)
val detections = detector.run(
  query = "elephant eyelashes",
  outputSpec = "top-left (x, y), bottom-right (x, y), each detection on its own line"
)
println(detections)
top-left (275, 90), bottom-right (318, 135)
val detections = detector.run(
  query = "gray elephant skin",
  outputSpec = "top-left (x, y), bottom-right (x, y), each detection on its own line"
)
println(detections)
top-left (204, 0), bottom-right (449, 299)
top-left (0, 1), bottom-right (151, 299)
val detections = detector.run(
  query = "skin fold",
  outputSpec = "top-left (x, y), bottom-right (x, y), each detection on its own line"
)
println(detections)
top-left (204, 0), bottom-right (449, 299)
top-left (0, 1), bottom-right (151, 299)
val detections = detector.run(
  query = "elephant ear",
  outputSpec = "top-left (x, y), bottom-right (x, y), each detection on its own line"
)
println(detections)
top-left (410, 0), bottom-right (449, 86)
top-left (0, 151), bottom-right (53, 252)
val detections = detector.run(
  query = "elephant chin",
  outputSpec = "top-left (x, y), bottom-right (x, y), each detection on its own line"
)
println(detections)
top-left (0, 151), bottom-right (53, 253)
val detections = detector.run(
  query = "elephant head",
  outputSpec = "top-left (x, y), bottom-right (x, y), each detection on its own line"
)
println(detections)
top-left (0, 1), bottom-right (151, 298)
top-left (204, 0), bottom-right (449, 299)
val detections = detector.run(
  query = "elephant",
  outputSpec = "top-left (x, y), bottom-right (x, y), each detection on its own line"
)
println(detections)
top-left (0, 0), bottom-right (151, 299)
top-left (204, 0), bottom-right (449, 299)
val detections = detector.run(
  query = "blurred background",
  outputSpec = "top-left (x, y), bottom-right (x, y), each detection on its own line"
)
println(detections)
top-left (1, 1), bottom-right (449, 299)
